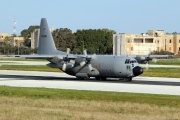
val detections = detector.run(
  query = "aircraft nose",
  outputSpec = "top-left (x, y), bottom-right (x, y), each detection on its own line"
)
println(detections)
top-left (133, 66), bottom-right (143, 76)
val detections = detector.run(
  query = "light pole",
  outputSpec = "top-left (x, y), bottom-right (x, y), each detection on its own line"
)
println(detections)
top-left (18, 41), bottom-right (19, 55)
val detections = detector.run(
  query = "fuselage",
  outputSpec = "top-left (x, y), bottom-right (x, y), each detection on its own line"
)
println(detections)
top-left (62, 55), bottom-right (143, 79)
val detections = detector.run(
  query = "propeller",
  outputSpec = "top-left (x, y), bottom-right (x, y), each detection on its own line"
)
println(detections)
top-left (80, 49), bottom-right (96, 71)
top-left (145, 48), bottom-right (151, 70)
top-left (62, 48), bottom-right (75, 71)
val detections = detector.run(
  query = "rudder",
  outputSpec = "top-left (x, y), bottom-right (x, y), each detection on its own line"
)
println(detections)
top-left (38, 18), bottom-right (57, 55)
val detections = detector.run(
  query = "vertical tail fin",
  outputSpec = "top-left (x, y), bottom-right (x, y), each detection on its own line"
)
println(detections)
top-left (38, 18), bottom-right (57, 55)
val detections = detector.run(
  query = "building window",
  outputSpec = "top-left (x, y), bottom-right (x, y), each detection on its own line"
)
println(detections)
top-left (169, 47), bottom-right (171, 51)
top-left (127, 39), bottom-right (130, 43)
top-left (131, 47), bottom-right (133, 51)
top-left (179, 40), bottom-right (180, 43)
top-left (170, 39), bottom-right (171, 43)
top-left (179, 47), bottom-right (180, 51)
top-left (157, 47), bottom-right (159, 51)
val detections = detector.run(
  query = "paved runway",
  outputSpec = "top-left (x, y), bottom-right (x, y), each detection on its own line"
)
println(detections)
top-left (1, 60), bottom-right (180, 68)
top-left (0, 70), bottom-right (180, 96)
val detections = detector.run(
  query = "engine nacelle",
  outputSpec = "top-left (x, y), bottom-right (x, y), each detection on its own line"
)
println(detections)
top-left (88, 68), bottom-right (100, 77)
top-left (47, 62), bottom-right (74, 69)
top-left (135, 56), bottom-right (152, 64)
top-left (74, 56), bottom-right (85, 65)
top-left (75, 73), bottom-right (89, 78)
top-left (46, 63), bottom-right (63, 68)
top-left (48, 56), bottom-right (63, 64)
top-left (65, 63), bottom-right (74, 69)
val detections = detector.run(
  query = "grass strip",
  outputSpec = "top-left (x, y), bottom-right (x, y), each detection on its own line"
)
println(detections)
top-left (0, 57), bottom-right (46, 61)
top-left (0, 65), bottom-right (61, 72)
top-left (142, 67), bottom-right (180, 78)
top-left (0, 86), bottom-right (179, 108)
top-left (150, 59), bottom-right (180, 65)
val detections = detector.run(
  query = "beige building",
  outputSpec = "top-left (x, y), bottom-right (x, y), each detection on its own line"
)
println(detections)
top-left (0, 33), bottom-right (9, 45)
top-left (12, 37), bottom-right (24, 47)
top-left (113, 30), bottom-right (180, 55)
top-left (0, 33), bottom-right (25, 47)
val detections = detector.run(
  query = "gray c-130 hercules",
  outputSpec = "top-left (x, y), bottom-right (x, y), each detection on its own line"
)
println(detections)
top-left (14, 18), bottom-right (143, 81)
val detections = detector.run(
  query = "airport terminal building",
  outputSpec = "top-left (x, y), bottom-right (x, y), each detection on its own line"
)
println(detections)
top-left (113, 30), bottom-right (180, 55)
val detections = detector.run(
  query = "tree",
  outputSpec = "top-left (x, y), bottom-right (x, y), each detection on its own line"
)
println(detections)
top-left (4, 36), bottom-right (12, 45)
top-left (21, 26), bottom-right (40, 38)
top-left (23, 39), bottom-right (31, 47)
top-left (52, 28), bottom-right (76, 52)
top-left (151, 49), bottom-right (174, 55)
top-left (76, 29), bottom-right (116, 54)
top-left (21, 29), bottom-right (29, 38)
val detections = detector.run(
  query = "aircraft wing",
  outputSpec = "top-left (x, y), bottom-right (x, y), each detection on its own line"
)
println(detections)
top-left (9, 54), bottom-right (77, 60)
top-left (149, 55), bottom-right (174, 58)
top-left (133, 54), bottom-right (174, 64)
top-left (136, 54), bottom-right (171, 57)
top-left (9, 54), bottom-right (56, 59)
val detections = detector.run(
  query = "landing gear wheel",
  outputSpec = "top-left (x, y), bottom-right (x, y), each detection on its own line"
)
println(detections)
top-left (95, 76), bottom-right (106, 80)
top-left (127, 77), bottom-right (132, 82)
top-left (101, 77), bottom-right (107, 80)
top-left (95, 76), bottom-right (100, 80)
top-left (85, 75), bottom-right (90, 80)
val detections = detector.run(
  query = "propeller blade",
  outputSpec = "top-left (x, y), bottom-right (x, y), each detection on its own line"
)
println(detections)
top-left (88, 64), bottom-right (93, 71)
top-left (145, 62), bottom-right (149, 70)
top-left (83, 49), bottom-right (87, 56)
top-left (70, 59), bottom-right (75, 64)
top-left (80, 61), bottom-right (86, 67)
top-left (62, 63), bottom-right (67, 71)
top-left (148, 48), bottom-right (151, 57)
top-left (57, 55), bottom-right (62, 59)
top-left (152, 58), bottom-right (157, 63)
top-left (91, 53), bottom-right (97, 59)
top-left (67, 48), bottom-right (70, 55)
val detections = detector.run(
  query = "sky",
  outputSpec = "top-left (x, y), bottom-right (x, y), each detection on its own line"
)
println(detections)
top-left (1, 0), bottom-right (180, 35)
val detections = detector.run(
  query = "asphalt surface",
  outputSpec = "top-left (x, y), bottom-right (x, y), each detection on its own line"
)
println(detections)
top-left (1, 60), bottom-right (180, 68)
top-left (0, 70), bottom-right (180, 96)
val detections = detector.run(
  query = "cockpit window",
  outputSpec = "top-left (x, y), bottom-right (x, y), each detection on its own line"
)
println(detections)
top-left (125, 59), bottom-right (130, 64)
top-left (125, 59), bottom-right (138, 64)
top-left (130, 60), bottom-right (137, 63)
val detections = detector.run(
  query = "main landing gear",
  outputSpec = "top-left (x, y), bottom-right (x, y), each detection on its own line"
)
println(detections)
top-left (76, 75), bottom-right (90, 80)
top-left (95, 76), bottom-right (107, 80)
top-left (119, 77), bottom-right (132, 82)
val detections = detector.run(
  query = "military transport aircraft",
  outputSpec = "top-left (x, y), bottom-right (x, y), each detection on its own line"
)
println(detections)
top-left (13, 18), bottom-right (143, 81)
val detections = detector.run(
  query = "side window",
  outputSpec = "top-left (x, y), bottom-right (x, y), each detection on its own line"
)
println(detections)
top-left (126, 65), bottom-right (131, 71)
